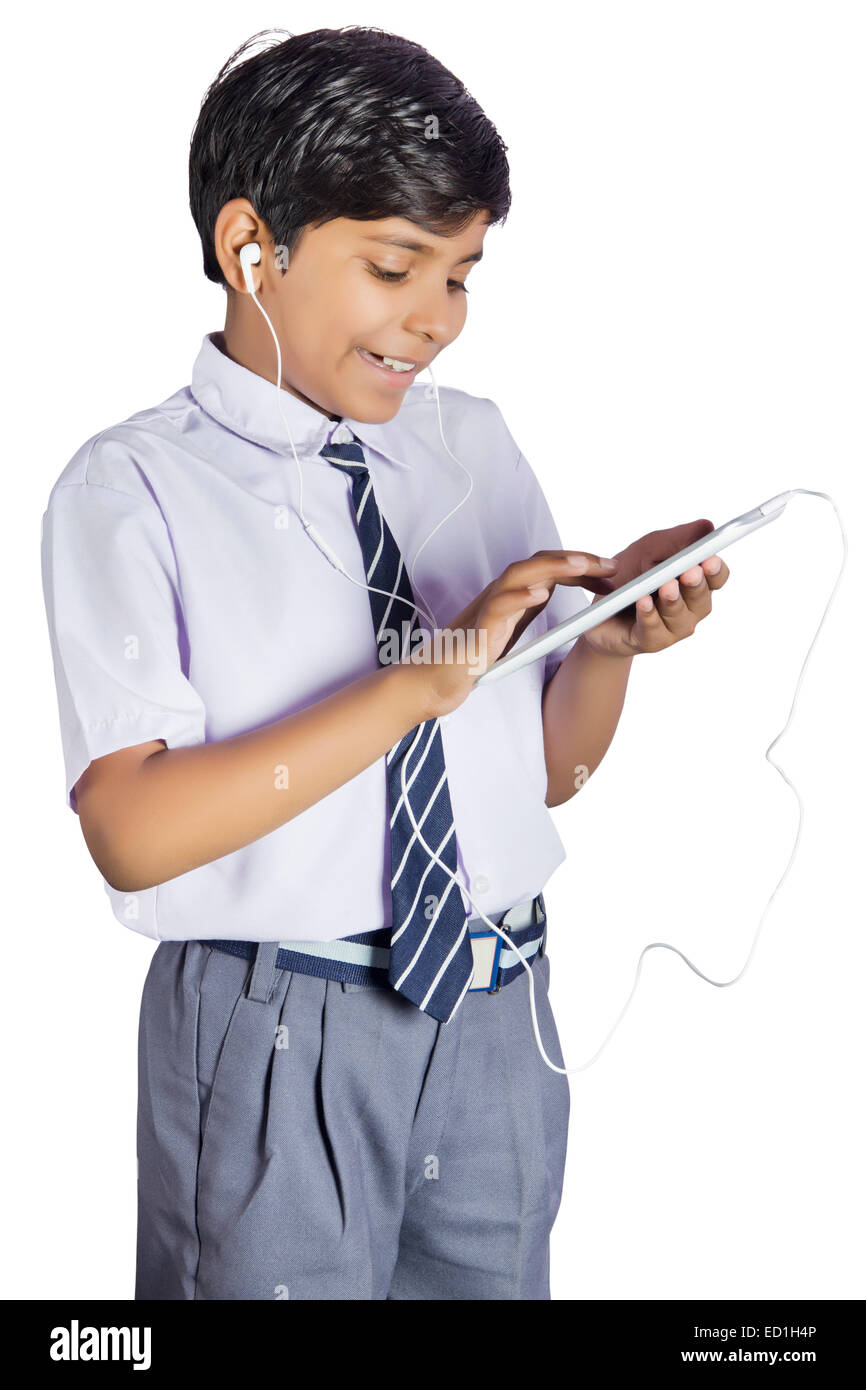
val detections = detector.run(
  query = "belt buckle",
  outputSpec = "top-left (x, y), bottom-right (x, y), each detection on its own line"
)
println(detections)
top-left (468, 926), bottom-right (505, 993)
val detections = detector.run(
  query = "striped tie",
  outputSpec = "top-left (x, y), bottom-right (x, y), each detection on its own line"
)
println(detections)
top-left (321, 431), bottom-right (475, 1023)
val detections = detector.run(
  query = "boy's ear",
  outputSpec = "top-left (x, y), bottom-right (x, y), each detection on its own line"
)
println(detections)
top-left (213, 198), bottom-right (265, 292)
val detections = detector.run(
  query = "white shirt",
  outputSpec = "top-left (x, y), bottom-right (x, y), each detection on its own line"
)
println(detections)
top-left (40, 330), bottom-right (590, 943)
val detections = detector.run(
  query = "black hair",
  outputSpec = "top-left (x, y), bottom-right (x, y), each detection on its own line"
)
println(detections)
top-left (189, 25), bottom-right (512, 288)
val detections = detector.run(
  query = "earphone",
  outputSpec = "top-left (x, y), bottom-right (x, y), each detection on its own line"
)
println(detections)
top-left (239, 240), bottom-right (848, 1074)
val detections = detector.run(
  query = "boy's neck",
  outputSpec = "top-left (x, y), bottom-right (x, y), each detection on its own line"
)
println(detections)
top-left (217, 323), bottom-right (341, 423)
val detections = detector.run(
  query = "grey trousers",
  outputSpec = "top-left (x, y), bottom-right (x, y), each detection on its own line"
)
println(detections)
top-left (135, 936), bottom-right (570, 1300)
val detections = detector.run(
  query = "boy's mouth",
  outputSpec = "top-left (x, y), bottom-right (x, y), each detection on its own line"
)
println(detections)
top-left (356, 346), bottom-right (422, 384)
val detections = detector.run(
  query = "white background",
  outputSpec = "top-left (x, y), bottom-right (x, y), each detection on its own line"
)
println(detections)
top-left (2, 0), bottom-right (861, 1300)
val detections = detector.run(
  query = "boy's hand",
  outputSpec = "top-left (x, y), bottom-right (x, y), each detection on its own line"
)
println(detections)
top-left (416, 549), bottom-right (618, 718)
top-left (577, 518), bottom-right (730, 658)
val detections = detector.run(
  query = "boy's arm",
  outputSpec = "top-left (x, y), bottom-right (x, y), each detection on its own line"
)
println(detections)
top-left (79, 546), bottom-right (603, 892)
top-left (77, 661), bottom-right (434, 893)
top-left (541, 636), bottom-right (633, 808)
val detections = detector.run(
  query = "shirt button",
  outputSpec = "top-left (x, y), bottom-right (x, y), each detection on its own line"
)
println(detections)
top-left (472, 874), bottom-right (490, 895)
top-left (332, 423), bottom-right (353, 444)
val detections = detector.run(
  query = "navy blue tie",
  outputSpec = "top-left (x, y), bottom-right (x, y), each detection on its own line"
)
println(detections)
top-left (321, 431), bottom-right (475, 1022)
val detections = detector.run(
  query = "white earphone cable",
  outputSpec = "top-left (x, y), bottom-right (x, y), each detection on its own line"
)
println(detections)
top-left (242, 244), bottom-right (847, 1074)
top-left (245, 244), bottom-right (441, 632)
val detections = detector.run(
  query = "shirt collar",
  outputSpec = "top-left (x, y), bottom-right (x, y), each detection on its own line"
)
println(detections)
top-left (190, 331), bottom-right (413, 469)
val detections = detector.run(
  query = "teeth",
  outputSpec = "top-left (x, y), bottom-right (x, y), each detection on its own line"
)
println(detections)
top-left (379, 354), bottom-right (415, 371)
top-left (359, 347), bottom-right (417, 373)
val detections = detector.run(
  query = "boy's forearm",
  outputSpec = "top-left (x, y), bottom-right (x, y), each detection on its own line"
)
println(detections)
top-left (104, 662), bottom-right (433, 892)
top-left (541, 635), bottom-right (633, 807)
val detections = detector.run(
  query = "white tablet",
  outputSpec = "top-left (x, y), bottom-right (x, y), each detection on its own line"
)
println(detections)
top-left (474, 491), bottom-right (793, 687)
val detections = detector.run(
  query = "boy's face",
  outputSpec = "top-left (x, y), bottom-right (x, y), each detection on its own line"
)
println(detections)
top-left (219, 207), bottom-right (489, 423)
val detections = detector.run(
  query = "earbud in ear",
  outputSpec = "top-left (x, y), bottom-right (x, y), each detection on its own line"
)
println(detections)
top-left (239, 242), bottom-right (262, 294)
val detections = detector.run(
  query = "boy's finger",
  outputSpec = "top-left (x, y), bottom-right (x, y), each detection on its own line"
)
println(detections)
top-left (480, 585), bottom-right (551, 633)
top-left (496, 552), bottom-right (618, 591)
top-left (657, 582), bottom-right (704, 639)
top-left (678, 567), bottom-right (714, 618)
top-left (491, 584), bottom-right (550, 615)
top-left (702, 555), bottom-right (729, 588)
top-left (563, 551), bottom-right (619, 574)
top-left (634, 592), bottom-right (666, 644)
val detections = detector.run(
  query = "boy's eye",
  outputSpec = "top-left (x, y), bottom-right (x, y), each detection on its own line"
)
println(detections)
top-left (365, 262), bottom-right (469, 294)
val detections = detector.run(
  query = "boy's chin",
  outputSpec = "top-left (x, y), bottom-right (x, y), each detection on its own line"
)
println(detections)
top-left (339, 393), bottom-right (406, 425)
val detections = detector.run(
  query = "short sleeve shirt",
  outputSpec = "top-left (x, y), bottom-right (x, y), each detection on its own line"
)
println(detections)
top-left (40, 331), bottom-right (591, 942)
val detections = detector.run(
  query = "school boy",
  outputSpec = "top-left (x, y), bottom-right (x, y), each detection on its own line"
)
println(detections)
top-left (40, 26), bottom-right (727, 1301)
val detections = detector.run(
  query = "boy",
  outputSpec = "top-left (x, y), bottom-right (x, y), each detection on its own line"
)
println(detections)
top-left (40, 26), bottom-right (727, 1301)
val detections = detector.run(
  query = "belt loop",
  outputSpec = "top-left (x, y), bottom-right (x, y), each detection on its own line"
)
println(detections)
top-left (485, 905), bottom-right (511, 994)
top-left (247, 941), bottom-right (280, 1004)
top-left (536, 892), bottom-right (548, 958)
